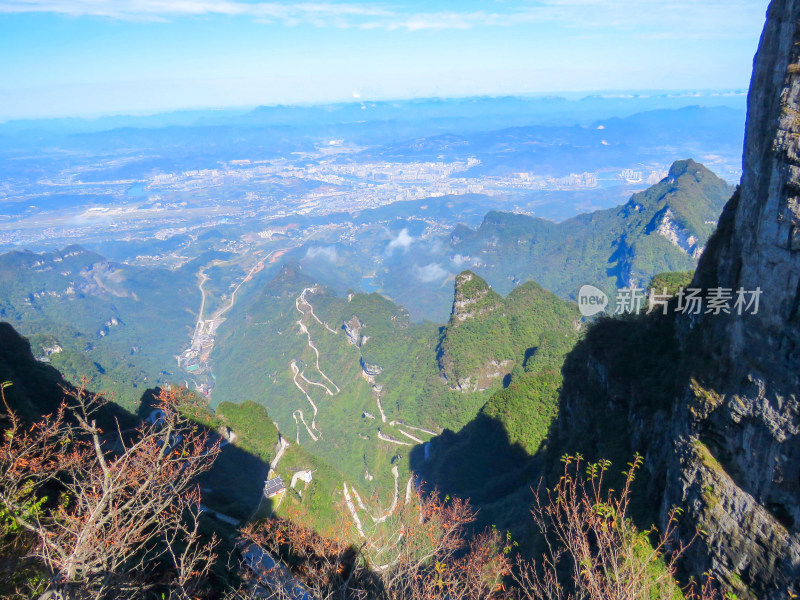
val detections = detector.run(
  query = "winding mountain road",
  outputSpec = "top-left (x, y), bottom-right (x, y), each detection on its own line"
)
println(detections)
top-left (297, 287), bottom-right (339, 334)
top-left (293, 409), bottom-right (318, 443)
top-left (389, 421), bottom-right (438, 436)
top-left (288, 286), bottom-right (446, 537)
top-left (290, 360), bottom-right (322, 439)
top-left (343, 482), bottom-right (366, 538)
top-left (396, 429), bottom-right (424, 444)
top-left (372, 387), bottom-right (388, 423)
top-left (377, 430), bottom-right (412, 446)
top-left (289, 287), bottom-right (344, 442)
top-left (371, 466), bottom-right (400, 523)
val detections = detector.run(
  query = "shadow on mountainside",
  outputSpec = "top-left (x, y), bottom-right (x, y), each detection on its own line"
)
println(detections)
top-left (410, 411), bottom-right (542, 539)
top-left (0, 321), bottom-right (137, 430)
top-left (136, 388), bottom-right (271, 522)
top-left (0, 323), bottom-right (272, 528)
top-left (410, 303), bottom-right (693, 550)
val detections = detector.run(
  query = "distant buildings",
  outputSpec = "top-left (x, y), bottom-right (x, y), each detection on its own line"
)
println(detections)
top-left (620, 169), bottom-right (643, 183)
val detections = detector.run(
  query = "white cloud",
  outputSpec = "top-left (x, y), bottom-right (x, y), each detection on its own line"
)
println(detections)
top-left (412, 262), bottom-right (449, 283)
top-left (0, 0), bottom-right (392, 24)
top-left (450, 254), bottom-right (469, 267)
top-left (0, 0), bottom-right (767, 35)
top-left (386, 228), bottom-right (414, 253)
top-left (426, 238), bottom-right (444, 255)
top-left (305, 245), bottom-right (338, 262)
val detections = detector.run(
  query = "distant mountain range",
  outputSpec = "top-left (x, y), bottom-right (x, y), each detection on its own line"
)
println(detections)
top-left (0, 91), bottom-right (746, 136)
top-left (369, 159), bottom-right (734, 319)
top-left (6, 0), bottom-right (800, 595)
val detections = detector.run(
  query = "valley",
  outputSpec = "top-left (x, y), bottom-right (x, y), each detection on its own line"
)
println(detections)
top-left (0, 154), bottom-right (733, 513)
top-left (6, 0), bottom-right (797, 597)
top-left (1, 83), bottom-right (785, 600)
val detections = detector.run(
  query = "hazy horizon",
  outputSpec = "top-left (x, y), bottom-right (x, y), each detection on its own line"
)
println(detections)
top-left (0, 87), bottom-right (750, 123)
top-left (0, 0), bottom-right (769, 119)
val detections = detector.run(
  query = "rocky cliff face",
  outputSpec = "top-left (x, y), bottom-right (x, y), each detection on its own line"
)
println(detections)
top-left (690, 0), bottom-right (800, 386)
top-left (449, 271), bottom-right (504, 323)
top-left (652, 207), bottom-right (703, 258)
top-left (343, 316), bottom-right (365, 347)
top-left (556, 2), bottom-right (800, 597)
top-left (665, 2), bottom-right (800, 594)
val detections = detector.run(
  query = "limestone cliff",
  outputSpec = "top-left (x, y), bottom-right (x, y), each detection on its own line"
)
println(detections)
top-left (555, 2), bottom-right (800, 597)
top-left (449, 271), bottom-right (504, 324)
top-left (667, 1), bottom-right (800, 593)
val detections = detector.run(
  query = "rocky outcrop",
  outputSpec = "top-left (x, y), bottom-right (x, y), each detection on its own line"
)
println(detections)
top-left (449, 271), bottom-right (503, 324)
top-left (437, 271), bottom-right (512, 391)
top-left (360, 357), bottom-right (382, 378)
top-left (79, 261), bottom-right (132, 298)
top-left (554, 3), bottom-right (800, 598)
top-left (343, 316), bottom-right (365, 347)
top-left (662, 3), bottom-right (800, 594)
top-left (651, 207), bottom-right (703, 258)
top-left (688, 1), bottom-right (800, 385)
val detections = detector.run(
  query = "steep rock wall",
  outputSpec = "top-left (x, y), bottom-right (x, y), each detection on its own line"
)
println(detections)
top-left (556, 2), bottom-right (800, 597)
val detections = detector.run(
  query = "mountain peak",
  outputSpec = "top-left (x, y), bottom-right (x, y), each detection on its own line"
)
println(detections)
top-left (666, 158), bottom-right (705, 180)
top-left (450, 271), bottom-right (503, 324)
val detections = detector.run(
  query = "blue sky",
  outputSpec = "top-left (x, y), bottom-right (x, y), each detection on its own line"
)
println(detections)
top-left (0, 0), bottom-right (771, 119)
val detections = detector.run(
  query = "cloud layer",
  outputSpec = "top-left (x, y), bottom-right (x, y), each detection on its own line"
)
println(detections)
top-left (386, 228), bottom-right (414, 253)
top-left (305, 245), bottom-right (339, 262)
top-left (0, 0), bottom-right (766, 34)
top-left (413, 262), bottom-right (449, 283)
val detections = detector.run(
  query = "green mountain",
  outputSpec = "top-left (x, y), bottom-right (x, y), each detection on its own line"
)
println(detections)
top-left (539, 8), bottom-right (800, 595)
top-left (449, 159), bottom-right (733, 300)
top-left (417, 9), bottom-right (800, 594)
top-left (0, 316), bottom-right (348, 534)
top-left (438, 272), bottom-right (511, 391)
top-left (211, 261), bottom-right (473, 499)
top-left (363, 159), bottom-right (734, 322)
top-left (416, 275), bottom-right (579, 535)
top-left (0, 245), bottom-right (196, 410)
top-left (437, 271), bottom-right (579, 391)
top-left (209, 261), bottom-right (580, 530)
top-left (0, 321), bottom-right (127, 425)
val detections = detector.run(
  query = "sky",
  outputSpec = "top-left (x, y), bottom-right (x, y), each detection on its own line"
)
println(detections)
top-left (0, 0), bottom-right (772, 119)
